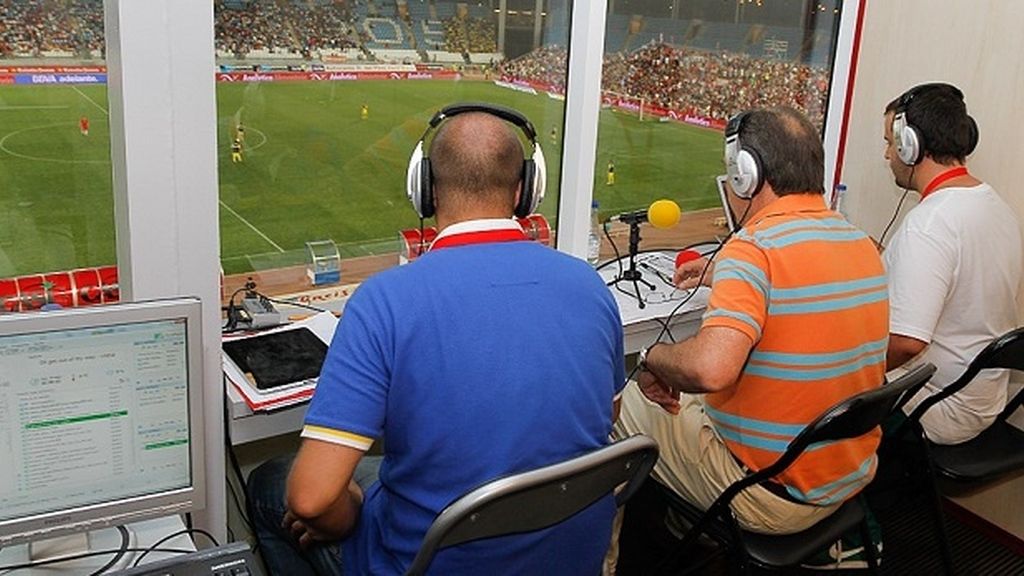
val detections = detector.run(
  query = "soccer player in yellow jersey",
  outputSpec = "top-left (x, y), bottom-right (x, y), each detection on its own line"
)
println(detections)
top-left (361, 103), bottom-right (369, 120)
top-left (231, 138), bottom-right (243, 163)
top-left (606, 159), bottom-right (615, 186)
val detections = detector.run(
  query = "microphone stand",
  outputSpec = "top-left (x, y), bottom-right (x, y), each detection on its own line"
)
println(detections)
top-left (606, 216), bottom-right (655, 308)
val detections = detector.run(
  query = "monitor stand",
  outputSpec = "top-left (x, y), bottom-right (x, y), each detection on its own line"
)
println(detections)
top-left (28, 526), bottom-right (137, 570)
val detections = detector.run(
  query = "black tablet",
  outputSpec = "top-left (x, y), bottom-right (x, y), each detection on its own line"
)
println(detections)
top-left (223, 327), bottom-right (328, 391)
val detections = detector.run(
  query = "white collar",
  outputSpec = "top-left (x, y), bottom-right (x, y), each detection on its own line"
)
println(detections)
top-left (430, 218), bottom-right (524, 248)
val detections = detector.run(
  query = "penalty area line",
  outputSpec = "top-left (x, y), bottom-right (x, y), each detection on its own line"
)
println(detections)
top-left (219, 200), bottom-right (286, 253)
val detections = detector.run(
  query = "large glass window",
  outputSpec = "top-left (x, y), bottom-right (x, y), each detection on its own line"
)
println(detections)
top-left (213, 0), bottom-right (570, 303)
top-left (0, 0), bottom-right (114, 311)
top-left (595, 0), bottom-right (841, 246)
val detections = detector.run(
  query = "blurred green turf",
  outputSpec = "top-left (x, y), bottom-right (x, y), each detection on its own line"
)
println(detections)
top-left (0, 80), bottom-right (723, 276)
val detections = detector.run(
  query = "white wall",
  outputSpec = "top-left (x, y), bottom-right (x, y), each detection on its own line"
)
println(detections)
top-left (840, 0), bottom-right (1024, 538)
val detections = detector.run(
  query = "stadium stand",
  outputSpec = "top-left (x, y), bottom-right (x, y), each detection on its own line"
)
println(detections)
top-left (1, 0), bottom-right (827, 128)
top-left (0, 0), bottom-right (104, 58)
top-left (502, 41), bottom-right (829, 127)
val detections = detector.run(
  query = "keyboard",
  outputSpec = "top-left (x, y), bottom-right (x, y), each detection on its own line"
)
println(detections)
top-left (112, 542), bottom-right (263, 576)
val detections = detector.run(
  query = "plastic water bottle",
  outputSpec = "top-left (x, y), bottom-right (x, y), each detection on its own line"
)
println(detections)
top-left (833, 183), bottom-right (848, 218)
top-left (587, 200), bottom-right (602, 265)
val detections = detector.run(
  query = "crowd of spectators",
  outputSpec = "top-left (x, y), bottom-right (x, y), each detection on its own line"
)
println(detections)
top-left (442, 14), bottom-right (496, 54)
top-left (1, 0), bottom-right (500, 61)
top-left (503, 41), bottom-right (830, 126)
top-left (497, 45), bottom-right (567, 92)
top-left (0, 0), bottom-right (104, 57)
top-left (214, 0), bottom-right (360, 57)
top-left (0, 0), bottom-right (828, 127)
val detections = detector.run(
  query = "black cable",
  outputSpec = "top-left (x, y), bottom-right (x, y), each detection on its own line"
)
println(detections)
top-left (227, 447), bottom-right (259, 537)
top-left (625, 200), bottom-right (754, 387)
top-left (132, 528), bottom-right (220, 568)
top-left (595, 240), bottom-right (724, 272)
top-left (0, 546), bottom-right (196, 573)
top-left (86, 525), bottom-right (130, 576)
top-left (601, 219), bottom-right (623, 278)
top-left (222, 286), bottom-right (250, 333)
top-left (220, 397), bottom-right (261, 558)
top-left (880, 186), bottom-right (913, 249)
top-left (876, 163), bottom-right (917, 249)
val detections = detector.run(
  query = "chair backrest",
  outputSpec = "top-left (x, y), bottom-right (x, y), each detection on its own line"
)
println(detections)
top-left (717, 363), bottom-right (937, 505)
top-left (402, 434), bottom-right (659, 576)
top-left (907, 327), bottom-right (1024, 424)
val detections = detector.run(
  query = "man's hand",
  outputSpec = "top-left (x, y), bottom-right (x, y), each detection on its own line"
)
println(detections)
top-left (674, 256), bottom-right (713, 290)
top-left (282, 509), bottom-right (332, 550)
top-left (637, 370), bottom-right (680, 415)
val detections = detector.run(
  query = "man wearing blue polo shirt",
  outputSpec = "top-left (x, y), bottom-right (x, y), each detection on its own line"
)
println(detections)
top-left (248, 107), bottom-right (625, 575)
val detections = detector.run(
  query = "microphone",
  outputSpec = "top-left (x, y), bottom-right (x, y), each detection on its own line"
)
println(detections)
top-left (611, 199), bottom-right (681, 229)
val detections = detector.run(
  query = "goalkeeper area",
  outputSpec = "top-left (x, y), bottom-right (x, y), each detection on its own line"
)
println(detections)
top-left (0, 79), bottom-right (724, 276)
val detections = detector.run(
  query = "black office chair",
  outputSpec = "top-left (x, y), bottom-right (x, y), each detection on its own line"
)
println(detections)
top-left (894, 326), bottom-right (1024, 575)
top-left (652, 363), bottom-right (936, 575)
top-left (402, 434), bottom-right (660, 576)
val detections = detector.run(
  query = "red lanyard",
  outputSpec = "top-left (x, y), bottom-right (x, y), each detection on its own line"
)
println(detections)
top-left (921, 166), bottom-right (969, 199)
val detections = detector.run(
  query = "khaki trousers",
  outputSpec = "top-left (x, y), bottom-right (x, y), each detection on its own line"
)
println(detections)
top-left (604, 384), bottom-right (839, 574)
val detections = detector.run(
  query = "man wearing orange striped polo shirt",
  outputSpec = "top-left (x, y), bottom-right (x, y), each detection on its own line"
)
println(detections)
top-left (614, 107), bottom-right (888, 539)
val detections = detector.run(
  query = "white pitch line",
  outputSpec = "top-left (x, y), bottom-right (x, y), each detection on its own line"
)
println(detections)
top-left (219, 200), bottom-right (285, 253)
top-left (0, 105), bottom-right (69, 110)
top-left (71, 85), bottom-right (109, 116)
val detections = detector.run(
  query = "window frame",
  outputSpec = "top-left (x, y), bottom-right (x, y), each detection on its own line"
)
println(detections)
top-left (99, 0), bottom-right (862, 540)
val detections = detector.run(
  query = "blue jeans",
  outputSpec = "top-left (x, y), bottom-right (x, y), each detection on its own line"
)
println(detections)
top-left (247, 453), bottom-right (382, 576)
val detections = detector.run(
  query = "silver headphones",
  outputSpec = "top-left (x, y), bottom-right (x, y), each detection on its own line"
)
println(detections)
top-left (406, 102), bottom-right (546, 219)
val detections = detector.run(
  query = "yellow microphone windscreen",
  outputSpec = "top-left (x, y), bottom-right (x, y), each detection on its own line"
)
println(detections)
top-left (647, 199), bottom-right (681, 229)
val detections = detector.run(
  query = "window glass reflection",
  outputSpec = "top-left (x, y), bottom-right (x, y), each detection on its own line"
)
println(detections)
top-left (214, 0), bottom-right (570, 305)
top-left (595, 0), bottom-right (841, 249)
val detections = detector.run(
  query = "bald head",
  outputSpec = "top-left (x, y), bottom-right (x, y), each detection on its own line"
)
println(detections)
top-left (428, 112), bottom-right (524, 220)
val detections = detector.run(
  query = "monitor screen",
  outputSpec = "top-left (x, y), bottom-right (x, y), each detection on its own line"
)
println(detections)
top-left (0, 298), bottom-right (205, 548)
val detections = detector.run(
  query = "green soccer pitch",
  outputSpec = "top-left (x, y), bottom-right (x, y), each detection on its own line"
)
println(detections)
top-left (0, 80), bottom-right (723, 277)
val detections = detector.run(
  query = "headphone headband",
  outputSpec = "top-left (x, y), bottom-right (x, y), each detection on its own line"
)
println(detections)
top-left (897, 82), bottom-right (964, 113)
top-left (725, 111), bottom-right (746, 138)
top-left (429, 102), bottom-right (538, 141)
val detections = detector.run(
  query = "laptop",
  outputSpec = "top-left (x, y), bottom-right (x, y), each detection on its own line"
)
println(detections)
top-left (715, 174), bottom-right (739, 233)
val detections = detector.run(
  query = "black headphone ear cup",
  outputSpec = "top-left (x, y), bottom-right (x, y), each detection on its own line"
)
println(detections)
top-left (419, 157), bottom-right (435, 219)
top-left (515, 160), bottom-right (535, 218)
top-left (966, 115), bottom-right (979, 156)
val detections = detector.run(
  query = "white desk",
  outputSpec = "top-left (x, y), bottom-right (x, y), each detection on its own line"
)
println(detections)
top-left (0, 516), bottom-right (195, 574)
top-left (598, 251), bottom-right (709, 353)
top-left (225, 250), bottom-right (709, 445)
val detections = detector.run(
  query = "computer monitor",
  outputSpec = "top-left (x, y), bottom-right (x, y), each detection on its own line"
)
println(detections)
top-left (0, 298), bottom-right (205, 552)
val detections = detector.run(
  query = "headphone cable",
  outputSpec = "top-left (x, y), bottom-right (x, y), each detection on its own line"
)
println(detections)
top-left (878, 166), bottom-right (915, 249)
